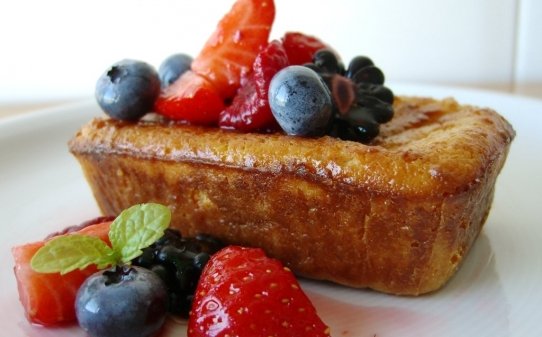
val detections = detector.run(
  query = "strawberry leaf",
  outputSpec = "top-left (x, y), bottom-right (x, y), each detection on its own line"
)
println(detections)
top-left (31, 235), bottom-right (115, 275)
top-left (109, 203), bottom-right (171, 263)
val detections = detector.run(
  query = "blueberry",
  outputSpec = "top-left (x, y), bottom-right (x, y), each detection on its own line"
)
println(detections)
top-left (345, 56), bottom-right (374, 79)
top-left (95, 59), bottom-right (160, 121)
top-left (131, 229), bottom-right (224, 317)
top-left (193, 252), bottom-right (210, 270)
top-left (357, 95), bottom-right (394, 123)
top-left (351, 65), bottom-right (385, 85)
top-left (269, 65), bottom-right (333, 136)
top-left (329, 113), bottom-right (380, 143)
top-left (158, 53), bottom-right (193, 88)
top-left (343, 108), bottom-right (381, 141)
top-left (312, 49), bottom-right (340, 74)
top-left (356, 82), bottom-right (394, 104)
top-left (75, 266), bottom-right (168, 337)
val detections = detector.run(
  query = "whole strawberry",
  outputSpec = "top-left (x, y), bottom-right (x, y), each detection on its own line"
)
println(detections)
top-left (188, 246), bottom-right (331, 337)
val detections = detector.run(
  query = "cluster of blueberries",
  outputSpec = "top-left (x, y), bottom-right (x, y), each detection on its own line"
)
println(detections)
top-left (132, 229), bottom-right (224, 316)
top-left (75, 229), bottom-right (223, 337)
top-left (269, 50), bottom-right (394, 143)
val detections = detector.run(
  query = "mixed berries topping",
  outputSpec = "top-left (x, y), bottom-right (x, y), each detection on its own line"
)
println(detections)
top-left (94, 0), bottom-right (394, 144)
top-left (14, 203), bottom-right (331, 337)
top-left (153, 0), bottom-right (275, 125)
top-left (305, 51), bottom-right (395, 142)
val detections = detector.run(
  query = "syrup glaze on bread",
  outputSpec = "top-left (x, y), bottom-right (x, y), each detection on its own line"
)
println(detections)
top-left (69, 96), bottom-right (514, 295)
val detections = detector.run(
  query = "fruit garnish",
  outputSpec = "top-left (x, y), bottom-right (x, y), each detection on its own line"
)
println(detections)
top-left (269, 65), bottom-right (333, 136)
top-left (12, 221), bottom-right (111, 326)
top-left (95, 59), bottom-right (161, 121)
top-left (13, 203), bottom-right (223, 330)
top-left (22, 203), bottom-right (171, 337)
top-left (155, 0), bottom-right (276, 123)
top-left (218, 40), bottom-right (289, 131)
top-left (191, 0), bottom-right (276, 99)
top-left (132, 230), bottom-right (224, 316)
top-left (301, 50), bottom-right (394, 143)
top-left (158, 53), bottom-right (193, 88)
top-left (281, 32), bottom-right (329, 66)
top-left (188, 246), bottom-right (331, 337)
top-left (154, 71), bottom-right (226, 124)
top-left (31, 203), bottom-right (171, 274)
top-left (75, 265), bottom-right (168, 337)
top-left (93, 0), bottom-right (396, 142)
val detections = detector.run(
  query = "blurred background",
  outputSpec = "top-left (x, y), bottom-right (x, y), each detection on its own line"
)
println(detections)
top-left (0, 0), bottom-right (541, 117)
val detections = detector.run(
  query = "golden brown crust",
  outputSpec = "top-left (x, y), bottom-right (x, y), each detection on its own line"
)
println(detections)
top-left (69, 96), bottom-right (514, 295)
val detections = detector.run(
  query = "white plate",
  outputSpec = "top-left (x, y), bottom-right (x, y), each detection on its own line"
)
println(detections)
top-left (1, 84), bottom-right (541, 337)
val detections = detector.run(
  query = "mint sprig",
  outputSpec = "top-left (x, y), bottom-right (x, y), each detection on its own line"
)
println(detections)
top-left (109, 203), bottom-right (172, 264)
top-left (31, 203), bottom-right (171, 274)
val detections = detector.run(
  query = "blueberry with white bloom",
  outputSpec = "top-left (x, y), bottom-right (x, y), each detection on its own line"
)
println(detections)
top-left (268, 66), bottom-right (333, 136)
top-left (95, 59), bottom-right (160, 121)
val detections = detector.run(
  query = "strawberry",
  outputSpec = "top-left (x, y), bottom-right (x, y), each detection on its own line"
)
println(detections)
top-left (154, 71), bottom-right (225, 124)
top-left (281, 32), bottom-right (328, 66)
top-left (11, 220), bottom-right (112, 326)
top-left (188, 246), bottom-right (331, 337)
top-left (192, 0), bottom-right (276, 99)
top-left (155, 0), bottom-right (275, 124)
top-left (218, 40), bottom-right (288, 131)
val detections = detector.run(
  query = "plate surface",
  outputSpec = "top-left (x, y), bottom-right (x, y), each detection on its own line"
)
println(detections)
top-left (1, 84), bottom-right (541, 337)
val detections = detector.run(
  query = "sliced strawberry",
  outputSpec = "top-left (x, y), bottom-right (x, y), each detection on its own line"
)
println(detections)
top-left (219, 40), bottom-right (288, 131)
top-left (188, 246), bottom-right (331, 337)
top-left (191, 0), bottom-right (276, 99)
top-left (12, 221), bottom-right (112, 326)
top-left (154, 71), bottom-right (225, 124)
top-left (155, 0), bottom-right (275, 124)
top-left (281, 32), bottom-right (328, 65)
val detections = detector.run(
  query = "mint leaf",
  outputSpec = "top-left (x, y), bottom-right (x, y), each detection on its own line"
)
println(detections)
top-left (30, 203), bottom-right (171, 275)
top-left (31, 234), bottom-right (116, 274)
top-left (109, 203), bottom-right (171, 263)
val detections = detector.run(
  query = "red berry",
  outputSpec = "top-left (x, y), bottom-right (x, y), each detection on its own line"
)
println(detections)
top-left (11, 221), bottom-right (112, 326)
top-left (281, 32), bottom-right (328, 65)
top-left (154, 71), bottom-right (225, 124)
top-left (155, 0), bottom-right (275, 124)
top-left (192, 0), bottom-right (276, 100)
top-left (219, 40), bottom-right (288, 131)
top-left (188, 246), bottom-right (331, 337)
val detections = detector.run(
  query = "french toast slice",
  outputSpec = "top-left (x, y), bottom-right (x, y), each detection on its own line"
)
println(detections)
top-left (69, 96), bottom-right (514, 295)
